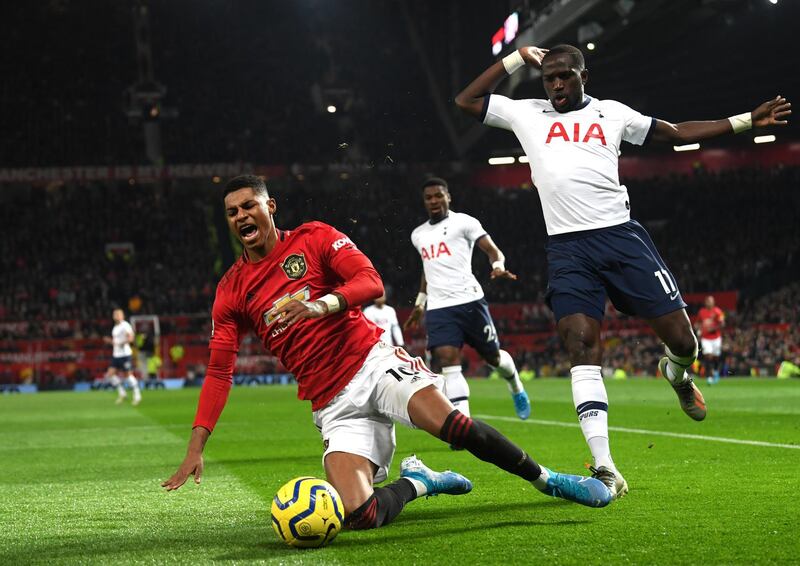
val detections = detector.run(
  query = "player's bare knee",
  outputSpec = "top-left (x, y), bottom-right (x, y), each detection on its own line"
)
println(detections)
top-left (434, 350), bottom-right (460, 368)
top-left (667, 332), bottom-right (698, 359)
top-left (342, 493), bottom-right (370, 517)
top-left (561, 327), bottom-right (601, 364)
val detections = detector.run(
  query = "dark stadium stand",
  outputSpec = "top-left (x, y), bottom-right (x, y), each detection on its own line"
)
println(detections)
top-left (0, 167), bottom-right (797, 386)
top-left (1, 1), bottom-right (797, 387)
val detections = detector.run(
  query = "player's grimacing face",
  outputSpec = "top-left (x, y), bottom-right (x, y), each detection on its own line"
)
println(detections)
top-left (224, 187), bottom-right (277, 254)
top-left (423, 185), bottom-right (450, 221)
top-left (541, 55), bottom-right (586, 113)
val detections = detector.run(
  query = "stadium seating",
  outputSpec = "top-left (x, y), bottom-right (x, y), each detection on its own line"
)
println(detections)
top-left (0, 167), bottom-right (797, 386)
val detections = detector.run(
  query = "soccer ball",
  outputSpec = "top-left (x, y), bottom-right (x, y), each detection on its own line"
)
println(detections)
top-left (271, 476), bottom-right (344, 548)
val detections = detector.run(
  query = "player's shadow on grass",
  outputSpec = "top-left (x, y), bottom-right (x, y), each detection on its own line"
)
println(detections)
top-left (215, 502), bottom-right (592, 560)
top-left (398, 498), bottom-right (572, 522)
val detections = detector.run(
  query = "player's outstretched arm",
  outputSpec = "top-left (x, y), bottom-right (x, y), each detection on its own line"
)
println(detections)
top-left (403, 272), bottom-right (427, 330)
top-left (162, 348), bottom-right (236, 491)
top-left (478, 235), bottom-right (518, 281)
top-left (651, 95), bottom-right (791, 144)
top-left (455, 46), bottom-right (548, 118)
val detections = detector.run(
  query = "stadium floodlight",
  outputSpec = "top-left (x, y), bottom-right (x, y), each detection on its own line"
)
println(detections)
top-left (754, 135), bottom-right (776, 144)
top-left (673, 143), bottom-right (700, 152)
top-left (518, 155), bottom-right (529, 163)
top-left (488, 156), bottom-right (516, 165)
top-left (327, 105), bottom-right (337, 113)
top-left (768, 0), bottom-right (778, 4)
top-left (586, 42), bottom-right (596, 51)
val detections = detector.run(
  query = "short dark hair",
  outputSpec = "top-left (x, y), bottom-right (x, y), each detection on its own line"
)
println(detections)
top-left (543, 44), bottom-right (585, 70)
top-left (422, 177), bottom-right (448, 192)
top-left (224, 174), bottom-right (269, 199)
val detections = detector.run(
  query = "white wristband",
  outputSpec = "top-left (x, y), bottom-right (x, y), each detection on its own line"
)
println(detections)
top-left (318, 294), bottom-right (342, 314)
top-left (492, 260), bottom-right (506, 271)
top-left (502, 50), bottom-right (525, 75)
top-left (414, 292), bottom-right (427, 307)
top-left (728, 112), bottom-right (752, 134)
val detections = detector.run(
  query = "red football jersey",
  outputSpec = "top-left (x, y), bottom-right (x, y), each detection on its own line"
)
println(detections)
top-left (697, 306), bottom-right (725, 340)
top-left (210, 221), bottom-right (383, 410)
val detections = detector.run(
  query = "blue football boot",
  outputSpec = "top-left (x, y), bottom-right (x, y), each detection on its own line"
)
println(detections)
top-left (539, 467), bottom-right (613, 508)
top-left (400, 455), bottom-right (473, 497)
top-left (512, 390), bottom-right (531, 420)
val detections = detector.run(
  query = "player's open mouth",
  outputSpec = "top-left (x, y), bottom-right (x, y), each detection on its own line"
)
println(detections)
top-left (239, 224), bottom-right (259, 242)
top-left (553, 94), bottom-right (569, 107)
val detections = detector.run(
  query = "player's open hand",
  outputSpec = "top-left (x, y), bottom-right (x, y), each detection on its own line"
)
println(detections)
top-left (490, 267), bottom-right (518, 281)
top-left (162, 452), bottom-right (204, 491)
top-left (275, 299), bottom-right (327, 326)
top-left (752, 96), bottom-right (791, 127)
top-left (403, 306), bottom-right (424, 331)
top-left (519, 46), bottom-right (549, 69)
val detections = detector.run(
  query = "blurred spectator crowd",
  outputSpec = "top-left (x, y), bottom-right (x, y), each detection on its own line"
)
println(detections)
top-left (0, 166), bottom-right (797, 382)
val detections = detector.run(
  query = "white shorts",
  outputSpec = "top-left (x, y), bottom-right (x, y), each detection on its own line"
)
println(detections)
top-left (701, 337), bottom-right (722, 357)
top-left (312, 341), bottom-right (443, 484)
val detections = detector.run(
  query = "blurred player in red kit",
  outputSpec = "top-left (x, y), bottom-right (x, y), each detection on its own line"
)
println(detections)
top-left (162, 175), bottom-right (614, 529)
top-left (696, 295), bottom-right (726, 384)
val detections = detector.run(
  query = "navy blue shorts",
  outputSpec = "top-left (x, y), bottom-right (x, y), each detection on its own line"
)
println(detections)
top-left (425, 298), bottom-right (500, 357)
top-left (111, 356), bottom-right (132, 371)
top-left (545, 220), bottom-right (687, 322)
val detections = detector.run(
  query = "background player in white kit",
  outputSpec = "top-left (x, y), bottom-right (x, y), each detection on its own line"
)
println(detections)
top-left (363, 293), bottom-right (405, 347)
top-left (404, 177), bottom-right (530, 421)
top-left (104, 308), bottom-right (142, 405)
top-left (456, 44), bottom-right (790, 498)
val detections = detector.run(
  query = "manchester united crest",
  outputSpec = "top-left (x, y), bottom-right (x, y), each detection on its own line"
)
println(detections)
top-left (281, 253), bottom-right (307, 280)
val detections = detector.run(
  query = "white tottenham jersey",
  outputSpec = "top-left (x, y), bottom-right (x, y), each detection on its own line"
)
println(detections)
top-left (112, 321), bottom-right (134, 357)
top-left (484, 94), bottom-right (655, 235)
top-left (411, 211), bottom-right (487, 310)
top-left (363, 304), bottom-right (404, 346)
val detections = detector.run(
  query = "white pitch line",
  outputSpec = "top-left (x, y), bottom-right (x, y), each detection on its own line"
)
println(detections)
top-left (475, 414), bottom-right (800, 450)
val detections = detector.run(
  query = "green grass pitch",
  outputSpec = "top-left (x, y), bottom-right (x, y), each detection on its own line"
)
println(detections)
top-left (2, 378), bottom-right (799, 565)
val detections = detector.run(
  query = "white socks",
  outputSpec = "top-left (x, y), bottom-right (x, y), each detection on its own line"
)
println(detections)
top-left (531, 466), bottom-right (550, 491)
top-left (405, 477), bottom-right (428, 497)
top-left (442, 365), bottom-right (470, 417)
top-left (109, 374), bottom-right (125, 396)
top-left (571, 365), bottom-right (615, 472)
top-left (664, 343), bottom-right (698, 383)
top-left (490, 350), bottom-right (525, 394)
top-left (126, 375), bottom-right (142, 401)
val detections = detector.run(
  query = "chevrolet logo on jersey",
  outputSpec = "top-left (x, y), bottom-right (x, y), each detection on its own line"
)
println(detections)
top-left (263, 286), bottom-right (310, 325)
top-left (281, 253), bottom-right (307, 280)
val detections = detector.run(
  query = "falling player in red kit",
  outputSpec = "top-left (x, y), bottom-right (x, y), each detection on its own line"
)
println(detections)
top-left (162, 175), bottom-right (613, 529)
top-left (696, 295), bottom-right (726, 384)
